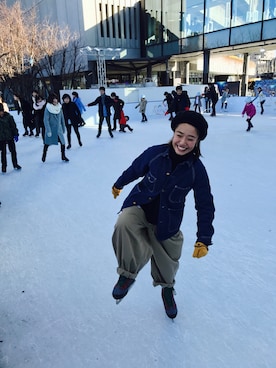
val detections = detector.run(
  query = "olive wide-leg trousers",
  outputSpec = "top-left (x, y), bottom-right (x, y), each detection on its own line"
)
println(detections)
top-left (112, 206), bottom-right (183, 288)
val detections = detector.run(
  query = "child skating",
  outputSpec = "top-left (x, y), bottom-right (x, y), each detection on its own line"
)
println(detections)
top-left (119, 112), bottom-right (133, 132)
top-left (242, 97), bottom-right (256, 132)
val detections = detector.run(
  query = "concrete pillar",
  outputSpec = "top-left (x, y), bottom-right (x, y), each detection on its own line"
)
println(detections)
top-left (203, 49), bottom-right (210, 84)
top-left (241, 53), bottom-right (249, 96)
top-left (184, 61), bottom-right (190, 84)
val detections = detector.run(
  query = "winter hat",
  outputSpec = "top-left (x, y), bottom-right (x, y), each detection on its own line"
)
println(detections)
top-left (245, 97), bottom-right (252, 103)
top-left (171, 110), bottom-right (208, 140)
top-left (142, 95), bottom-right (146, 98)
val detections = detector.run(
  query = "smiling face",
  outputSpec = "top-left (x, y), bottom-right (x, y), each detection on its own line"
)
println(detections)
top-left (172, 123), bottom-right (199, 156)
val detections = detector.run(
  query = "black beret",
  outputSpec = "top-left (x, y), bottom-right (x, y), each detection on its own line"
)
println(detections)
top-left (171, 110), bottom-right (208, 140)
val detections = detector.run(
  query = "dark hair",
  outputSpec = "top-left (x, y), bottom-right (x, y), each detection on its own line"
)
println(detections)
top-left (110, 92), bottom-right (116, 97)
top-left (99, 86), bottom-right (105, 91)
top-left (72, 91), bottom-right (79, 97)
top-left (62, 93), bottom-right (71, 101)
top-left (47, 93), bottom-right (59, 104)
top-left (35, 95), bottom-right (44, 103)
top-left (176, 86), bottom-right (182, 91)
top-left (125, 115), bottom-right (129, 121)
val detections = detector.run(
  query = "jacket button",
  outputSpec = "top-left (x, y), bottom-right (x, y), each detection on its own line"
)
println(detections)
top-left (166, 172), bottom-right (170, 176)
top-left (133, 201), bottom-right (137, 205)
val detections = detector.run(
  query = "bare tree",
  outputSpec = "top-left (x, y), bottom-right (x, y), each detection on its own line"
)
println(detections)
top-left (0, 1), bottom-right (83, 97)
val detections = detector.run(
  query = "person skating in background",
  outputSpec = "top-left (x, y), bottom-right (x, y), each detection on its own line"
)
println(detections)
top-left (166, 86), bottom-right (191, 116)
top-left (119, 114), bottom-right (133, 132)
top-left (209, 84), bottom-right (219, 116)
top-left (163, 91), bottom-right (173, 120)
top-left (242, 97), bottom-right (256, 132)
top-left (203, 86), bottom-right (211, 113)
top-left (111, 110), bottom-right (215, 319)
top-left (111, 92), bottom-right (124, 131)
top-left (13, 93), bottom-right (34, 136)
top-left (72, 91), bottom-right (86, 126)
top-left (257, 87), bottom-right (266, 115)
top-left (42, 93), bottom-right (69, 163)
top-left (193, 92), bottom-right (202, 113)
top-left (220, 88), bottom-right (229, 111)
top-left (0, 103), bottom-right (21, 173)
top-left (87, 86), bottom-right (113, 138)
top-left (135, 95), bottom-right (148, 122)
top-left (62, 94), bottom-right (82, 149)
top-left (33, 94), bottom-right (46, 139)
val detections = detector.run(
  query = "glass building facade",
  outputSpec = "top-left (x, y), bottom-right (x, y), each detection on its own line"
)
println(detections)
top-left (144, 0), bottom-right (276, 56)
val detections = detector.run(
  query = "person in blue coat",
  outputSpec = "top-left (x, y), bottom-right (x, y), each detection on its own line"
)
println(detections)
top-left (111, 110), bottom-right (215, 319)
top-left (72, 91), bottom-right (86, 126)
top-left (42, 93), bottom-right (69, 162)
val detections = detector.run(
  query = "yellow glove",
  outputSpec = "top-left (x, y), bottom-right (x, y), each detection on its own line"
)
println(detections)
top-left (193, 242), bottom-right (208, 258)
top-left (112, 186), bottom-right (122, 199)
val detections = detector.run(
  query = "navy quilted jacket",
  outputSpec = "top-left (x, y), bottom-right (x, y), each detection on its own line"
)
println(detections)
top-left (114, 144), bottom-right (215, 243)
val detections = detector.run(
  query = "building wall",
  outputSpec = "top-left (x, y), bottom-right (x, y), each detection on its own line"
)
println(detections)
top-left (5, 0), bottom-right (142, 59)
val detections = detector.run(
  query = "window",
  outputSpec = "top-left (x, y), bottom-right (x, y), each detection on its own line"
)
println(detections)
top-left (232, 0), bottom-right (263, 26)
top-left (263, 0), bottom-right (276, 19)
top-left (204, 0), bottom-right (231, 32)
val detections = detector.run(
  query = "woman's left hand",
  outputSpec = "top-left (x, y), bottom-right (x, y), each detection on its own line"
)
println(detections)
top-left (192, 242), bottom-right (208, 258)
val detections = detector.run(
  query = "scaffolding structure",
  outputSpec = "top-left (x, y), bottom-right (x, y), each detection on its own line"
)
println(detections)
top-left (96, 49), bottom-right (107, 88)
top-left (80, 47), bottom-right (121, 88)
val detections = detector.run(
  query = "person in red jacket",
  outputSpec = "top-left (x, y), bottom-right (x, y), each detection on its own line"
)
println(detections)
top-left (119, 113), bottom-right (133, 132)
top-left (242, 97), bottom-right (256, 132)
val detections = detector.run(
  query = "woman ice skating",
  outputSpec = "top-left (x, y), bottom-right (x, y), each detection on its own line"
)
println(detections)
top-left (42, 93), bottom-right (69, 163)
top-left (111, 110), bottom-right (215, 319)
top-left (62, 94), bottom-right (82, 149)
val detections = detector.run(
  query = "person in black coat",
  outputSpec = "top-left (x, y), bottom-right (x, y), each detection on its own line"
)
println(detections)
top-left (111, 92), bottom-right (124, 131)
top-left (0, 103), bottom-right (21, 172)
top-left (13, 93), bottom-right (34, 136)
top-left (61, 94), bottom-right (82, 149)
top-left (208, 84), bottom-right (219, 116)
top-left (87, 86), bottom-right (113, 138)
top-left (167, 86), bottom-right (191, 114)
top-left (33, 95), bottom-right (46, 140)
